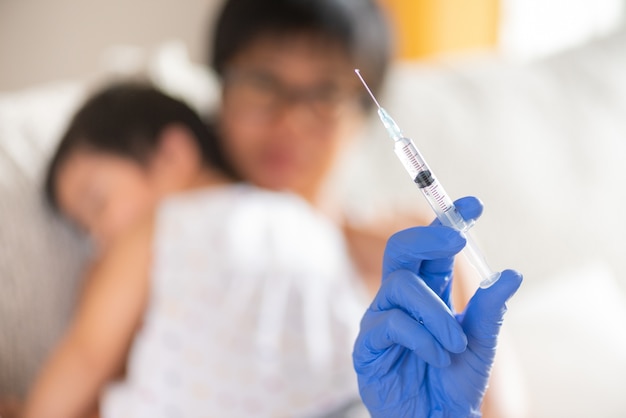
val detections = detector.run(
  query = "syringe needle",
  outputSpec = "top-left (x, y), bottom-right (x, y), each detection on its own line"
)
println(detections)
top-left (354, 69), bottom-right (382, 110)
top-left (354, 69), bottom-right (403, 140)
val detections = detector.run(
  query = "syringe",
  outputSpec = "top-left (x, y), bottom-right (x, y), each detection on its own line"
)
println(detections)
top-left (355, 69), bottom-right (500, 288)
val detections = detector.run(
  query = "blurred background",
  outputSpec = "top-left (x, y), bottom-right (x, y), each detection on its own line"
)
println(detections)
top-left (2, 1), bottom-right (626, 416)
top-left (0, 0), bottom-right (624, 90)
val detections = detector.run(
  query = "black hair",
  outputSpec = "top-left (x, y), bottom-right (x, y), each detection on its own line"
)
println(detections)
top-left (210, 0), bottom-right (393, 110)
top-left (44, 82), bottom-right (230, 211)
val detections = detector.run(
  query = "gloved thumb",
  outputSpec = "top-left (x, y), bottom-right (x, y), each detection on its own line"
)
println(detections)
top-left (430, 196), bottom-right (484, 228)
top-left (460, 270), bottom-right (522, 361)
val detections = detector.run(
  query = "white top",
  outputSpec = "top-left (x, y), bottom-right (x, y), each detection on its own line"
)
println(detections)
top-left (101, 185), bottom-right (368, 417)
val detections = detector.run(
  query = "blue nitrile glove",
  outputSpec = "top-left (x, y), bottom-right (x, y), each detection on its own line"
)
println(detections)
top-left (353, 197), bottom-right (523, 418)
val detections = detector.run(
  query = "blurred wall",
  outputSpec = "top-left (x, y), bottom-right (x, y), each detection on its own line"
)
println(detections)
top-left (0, 0), bottom-right (224, 91)
top-left (500, 0), bottom-right (624, 59)
top-left (1, 0), bottom-right (623, 92)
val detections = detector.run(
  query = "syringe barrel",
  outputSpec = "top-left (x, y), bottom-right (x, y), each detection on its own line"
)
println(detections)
top-left (393, 138), bottom-right (469, 231)
top-left (462, 231), bottom-right (501, 288)
top-left (393, 137), bottom-right (500, 288)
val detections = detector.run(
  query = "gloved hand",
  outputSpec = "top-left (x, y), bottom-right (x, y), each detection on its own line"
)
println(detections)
top-left (353, 196), bottom-right (522, 418)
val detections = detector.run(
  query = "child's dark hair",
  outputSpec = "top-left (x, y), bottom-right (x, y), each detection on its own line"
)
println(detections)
top-left (44, 82), bottom-right (227, 211)
top-left (210, 0), bottom-right (393, 110)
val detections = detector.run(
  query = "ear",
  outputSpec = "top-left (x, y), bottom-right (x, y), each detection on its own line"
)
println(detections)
top-left (149, 124), bottom-right (203, 191)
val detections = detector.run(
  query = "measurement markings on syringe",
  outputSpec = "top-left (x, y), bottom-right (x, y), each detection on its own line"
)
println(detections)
top-left (402, 143), bottom-right (424, 171)
top-left (426, 184), bottom-right (451, 212)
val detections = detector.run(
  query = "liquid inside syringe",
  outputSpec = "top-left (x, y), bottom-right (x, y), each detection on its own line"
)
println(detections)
top-left (355, 69), bottom-right (500, 288)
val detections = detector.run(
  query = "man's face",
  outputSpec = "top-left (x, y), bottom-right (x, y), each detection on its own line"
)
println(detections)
top-left (219, 34), bottom-right (363, 202)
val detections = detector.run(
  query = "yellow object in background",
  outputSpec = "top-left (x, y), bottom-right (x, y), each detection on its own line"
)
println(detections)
top-left (381, 0), bottom-right (499, 60)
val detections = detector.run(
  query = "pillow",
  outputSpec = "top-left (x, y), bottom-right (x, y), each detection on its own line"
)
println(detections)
top-left (0, 81), bottom-right (90, 395)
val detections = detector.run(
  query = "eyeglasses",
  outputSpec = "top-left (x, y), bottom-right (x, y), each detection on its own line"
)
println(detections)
top-left (222, 69), bottom-right (359, 125)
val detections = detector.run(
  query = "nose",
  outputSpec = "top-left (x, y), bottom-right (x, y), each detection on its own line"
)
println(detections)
top-left (269, 99), bottom-right (315, 137)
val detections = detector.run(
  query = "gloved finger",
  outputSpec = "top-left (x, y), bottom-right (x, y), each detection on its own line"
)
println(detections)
top-left (461, 269), bottom-right (523, 359)
top-left (372, 270), bottom-right (467, 353)
top-left (430, 196), bottom-right (484, 228)
top-left (382, 226), bottom-right (465, 281)
top-left (355, 309), bottom-right (452, 368)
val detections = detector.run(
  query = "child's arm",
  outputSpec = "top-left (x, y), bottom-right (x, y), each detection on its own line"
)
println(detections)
top-left (23, 216), bottom-right (154, 418)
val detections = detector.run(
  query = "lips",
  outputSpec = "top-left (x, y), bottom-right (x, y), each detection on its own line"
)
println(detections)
top-left (259, 147), bottom-right (301, 172)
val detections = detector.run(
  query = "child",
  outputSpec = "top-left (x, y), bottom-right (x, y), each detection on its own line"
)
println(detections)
top-left (23, 82), bottom-right (368, 417)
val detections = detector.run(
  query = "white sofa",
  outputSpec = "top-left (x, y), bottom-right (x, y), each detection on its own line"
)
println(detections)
top-left (2, 28), bottom-right (626, 416)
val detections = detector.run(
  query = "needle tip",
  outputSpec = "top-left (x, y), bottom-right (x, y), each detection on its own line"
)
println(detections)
top-left (353, 69), bottom-right (381, 109)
